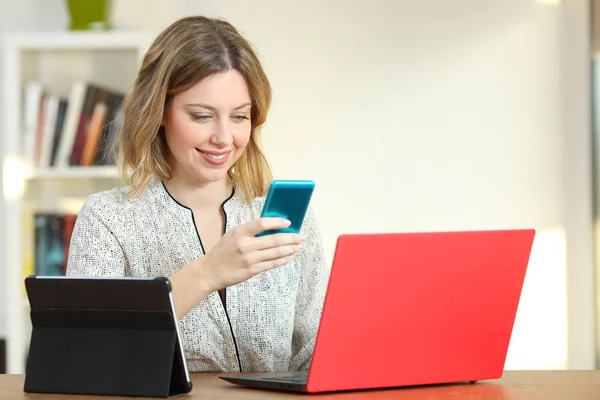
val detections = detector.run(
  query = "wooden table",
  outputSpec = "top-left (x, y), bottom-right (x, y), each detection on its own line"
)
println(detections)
top-left (0, 370), bottom-right (599, 399)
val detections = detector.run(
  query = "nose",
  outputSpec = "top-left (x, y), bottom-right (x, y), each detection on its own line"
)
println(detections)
top-left (210, 119), bottom-right (233, 147)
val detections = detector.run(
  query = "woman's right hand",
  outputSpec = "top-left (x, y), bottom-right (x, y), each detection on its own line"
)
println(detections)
top-left (199, 218), bottom-right (305, 292)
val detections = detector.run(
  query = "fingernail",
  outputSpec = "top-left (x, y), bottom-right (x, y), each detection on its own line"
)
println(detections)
top-left (299, 235), bottom-right (306, 241)
top-left (284, 219), bottom-right (291, 226)
top-left (298, 243), bottom-right (304, 250)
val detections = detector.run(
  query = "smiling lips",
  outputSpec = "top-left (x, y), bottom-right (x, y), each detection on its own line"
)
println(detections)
top-left (196, 149), bottom-right (231, 166)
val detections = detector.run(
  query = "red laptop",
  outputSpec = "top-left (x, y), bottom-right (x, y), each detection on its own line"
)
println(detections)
top-left (219, 229), bottom-right (535, 393)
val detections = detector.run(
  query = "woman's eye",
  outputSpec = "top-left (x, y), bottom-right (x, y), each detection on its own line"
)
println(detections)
top-left (232, 115), bottom-right (250, 122)
top-left (192, 114), bottom-right (211, 122)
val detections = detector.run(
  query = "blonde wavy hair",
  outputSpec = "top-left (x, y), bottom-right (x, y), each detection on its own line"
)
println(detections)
top-left (115, 15), bottom-right (273, 200)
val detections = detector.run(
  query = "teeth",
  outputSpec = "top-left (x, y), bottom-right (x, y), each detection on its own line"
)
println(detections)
top-left (206, 153), bottom-right (226, 160)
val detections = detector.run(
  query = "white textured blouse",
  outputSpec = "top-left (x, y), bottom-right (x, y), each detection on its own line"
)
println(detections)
top-left (66, 176), bottom-right (330, 373)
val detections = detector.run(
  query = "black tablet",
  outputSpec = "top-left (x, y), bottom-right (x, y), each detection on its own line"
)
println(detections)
top-left (23, 275), bottom-right (193, 398)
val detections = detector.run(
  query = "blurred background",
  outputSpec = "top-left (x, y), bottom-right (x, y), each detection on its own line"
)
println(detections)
top-left (0, 0), bottom-right (598, 374)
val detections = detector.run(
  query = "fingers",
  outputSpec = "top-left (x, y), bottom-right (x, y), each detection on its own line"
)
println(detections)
top-left (250, 254), bottom-right (296, 275)
top-left (228, 231), bottom-right (303, 256)
top-left (243, 242), bottom-right (302, 266)
top-left (238, 217), bottom-right (292, 237)
top-left (250, 232), bottom-right (305, 251)
top-left (225, 218), bottom-right (306, 280)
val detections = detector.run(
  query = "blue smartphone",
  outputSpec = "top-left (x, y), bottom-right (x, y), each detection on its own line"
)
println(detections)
top-left (256, 180), bottom-right (315, 237)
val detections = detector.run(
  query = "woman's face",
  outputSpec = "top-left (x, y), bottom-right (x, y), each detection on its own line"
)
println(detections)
top-left (162, 69), bottom-right (252, 186)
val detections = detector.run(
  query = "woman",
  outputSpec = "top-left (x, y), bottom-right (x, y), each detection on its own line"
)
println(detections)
top-left (66, 15), bottom-right (329, 373)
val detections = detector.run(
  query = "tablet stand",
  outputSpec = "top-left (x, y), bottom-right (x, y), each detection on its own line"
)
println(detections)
top-left (23, 307), bottom-right (189, 398)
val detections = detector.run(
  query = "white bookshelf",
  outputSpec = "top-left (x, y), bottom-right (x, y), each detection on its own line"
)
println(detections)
top-left (25, 166), bottom-right (119, 180)
top-left (1, 30), bottom-right (152, 374)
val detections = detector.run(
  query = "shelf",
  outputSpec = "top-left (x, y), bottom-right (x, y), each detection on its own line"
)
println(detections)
top-left (1, 30), bottom-right (152, 51)
top-left (2, 28), bottom-right (150, 374)
top-left (24, 166), bottom-right (121, 180)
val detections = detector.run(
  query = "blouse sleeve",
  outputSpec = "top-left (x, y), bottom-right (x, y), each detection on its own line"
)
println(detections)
top-left (289, 206), bottom-right (330, 370)
top-left (66, 196), bottom-right (127, 277)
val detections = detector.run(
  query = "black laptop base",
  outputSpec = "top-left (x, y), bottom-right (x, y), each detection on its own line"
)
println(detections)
top-left (219, 371), bottom-right (309, 392)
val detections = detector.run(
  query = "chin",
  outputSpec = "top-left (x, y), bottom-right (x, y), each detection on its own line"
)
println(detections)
top-left (191, 169), bottom-right (230, 184)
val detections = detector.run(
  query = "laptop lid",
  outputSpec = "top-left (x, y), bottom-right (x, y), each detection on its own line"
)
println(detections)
top-left (23, 276), bottom-right (193, 398)
top-left (305, 229), bottom-right (535, 393)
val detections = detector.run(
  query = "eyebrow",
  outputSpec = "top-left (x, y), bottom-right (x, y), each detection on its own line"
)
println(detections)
top-left (185, 102), bottom-right (252, 111)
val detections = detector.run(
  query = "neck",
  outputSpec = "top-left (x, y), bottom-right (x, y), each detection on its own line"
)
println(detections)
top-left (163, 172), bottom-right (233, 212)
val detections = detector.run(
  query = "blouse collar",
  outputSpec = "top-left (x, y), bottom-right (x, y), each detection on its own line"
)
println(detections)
top-left (147, 175), bottom-right (243, 216)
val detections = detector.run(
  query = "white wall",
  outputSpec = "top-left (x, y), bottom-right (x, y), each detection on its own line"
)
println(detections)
top-left (0, 0), bottom-right (595, 369)
top-left (561, 0), bottom-right (596, 370)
